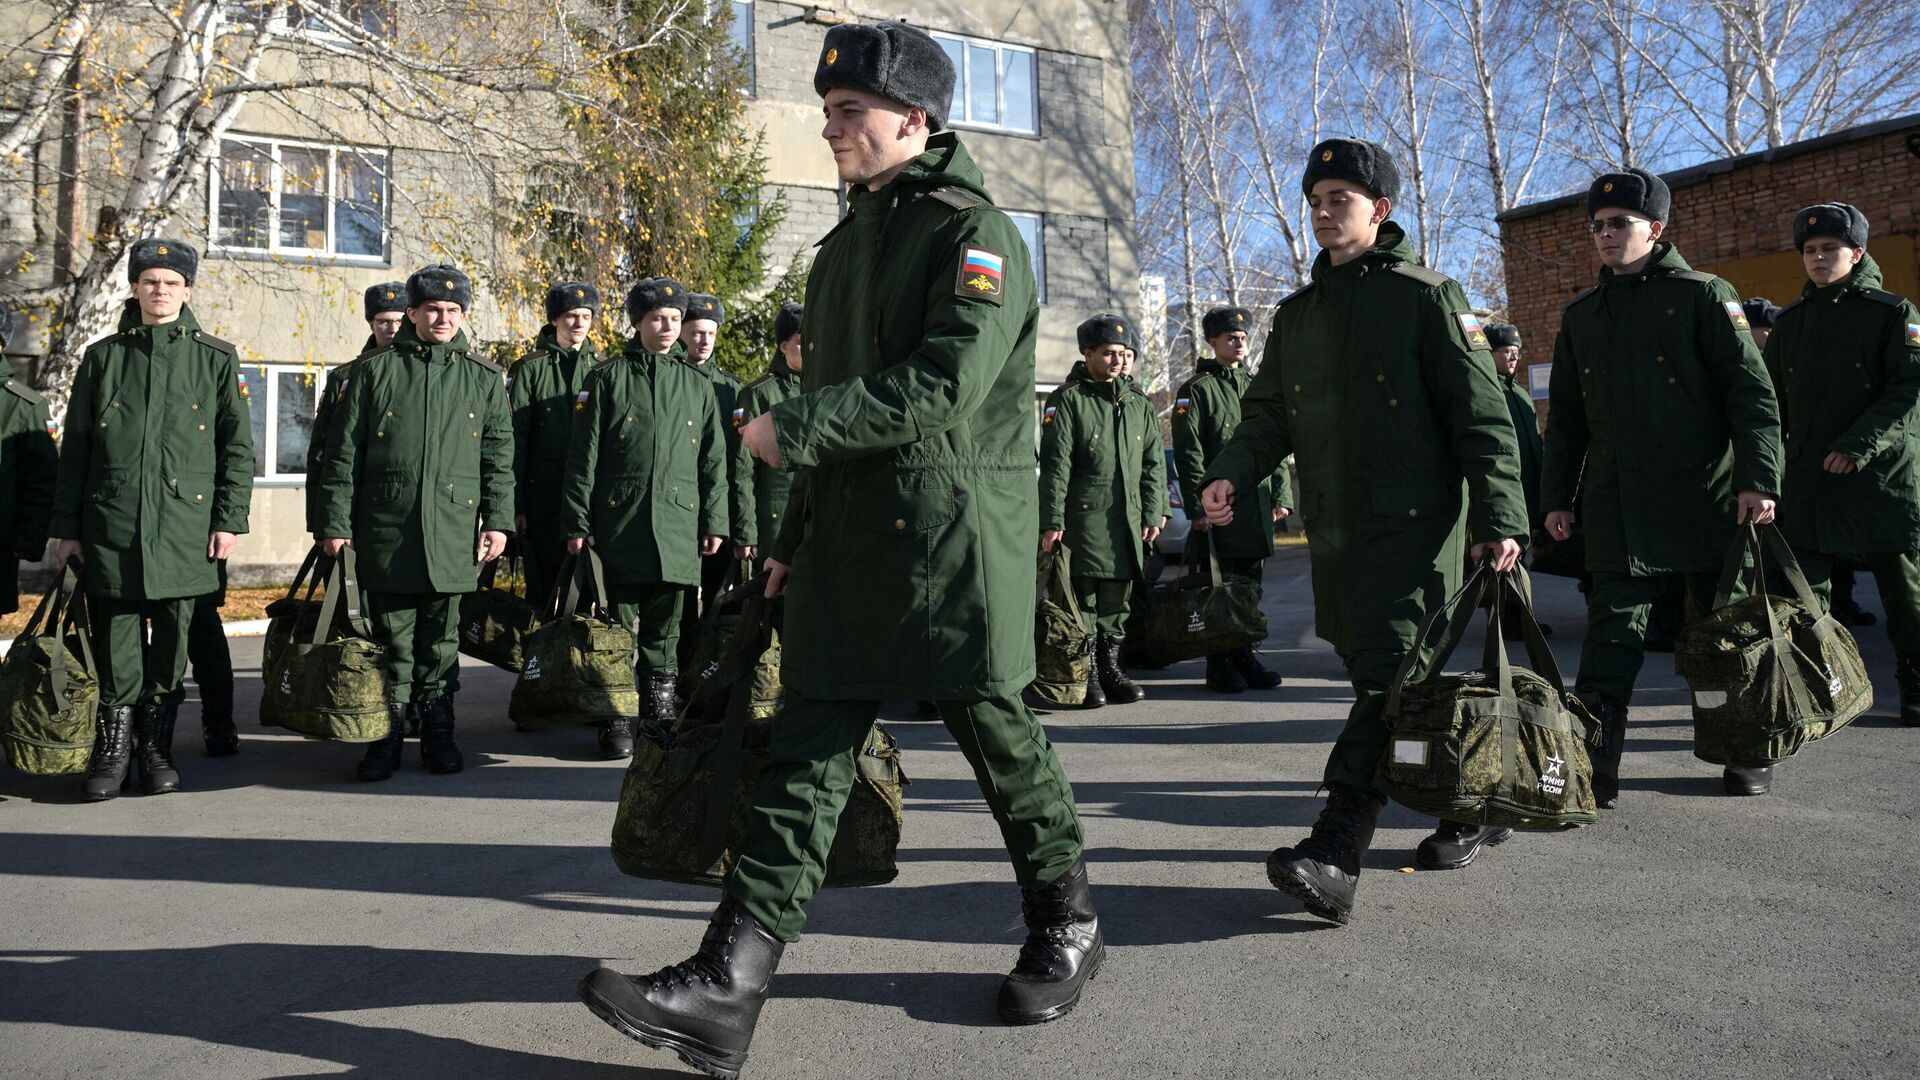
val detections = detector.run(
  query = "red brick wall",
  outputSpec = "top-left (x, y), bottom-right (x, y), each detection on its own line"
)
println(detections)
top-left (1498, 121), bottom-right (1920, 416)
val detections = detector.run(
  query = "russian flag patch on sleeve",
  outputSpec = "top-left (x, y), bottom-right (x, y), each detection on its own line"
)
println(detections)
top-left (1174, 396), bottom-right (1192, 416)
top-left (1042, 405), bottom-right (1057, 426)
top-left (956, 245), bottom-right (1006, 305)
top-left (1907, 322), bottom-right (1920, 346)
top-left (732, 407), bottom-right (747, 429)
top-left (575, 390), bottom-right (590, 412)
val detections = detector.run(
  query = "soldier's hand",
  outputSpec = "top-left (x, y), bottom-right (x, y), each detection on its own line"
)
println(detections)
top-left (1736, 490), bottom-right (1777, 525)
top-left (478, 530), bottom-right (508, 563)
top-left (700, 535), bottom-right (724, 557)
top-left (765, 557), bottom-right (791, 599)
top-left (567, 536), bottom-right (592, 555)
top-left (1273, 506), bottom-right (1291, 523)
top-left (207, 531), bottom-right (238, 561)
top-left (1822, 452), bottom-right (1858, 475)
top-left (735, 543), bottom-right (758, 560)
top-left (321, 537), bottom-right (351, 558)
top-left (1040, 529), bottom-right (1064, 553)
top-left (1142, 525), bottom-right (1162, 543)
top-left (55, 538), bottom-right (83, 566)
top-left (1201, 479), bottom-right (1236, 526)
top-left (1544, 511), bottom-right (1576, 541)
top-left (741, 412), bottom-right (782, 468)
top-left (1472, 538), bottom-right (1524, 572)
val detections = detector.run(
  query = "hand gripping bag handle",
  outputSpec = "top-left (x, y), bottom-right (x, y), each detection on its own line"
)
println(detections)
top-left (1036, 544), bottom-right (1085, 628)
top-left (25, 558), bottom-right (97, 710)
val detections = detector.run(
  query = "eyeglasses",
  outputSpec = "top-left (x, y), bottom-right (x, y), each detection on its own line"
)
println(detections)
top-left (1587, 216), bottom-right (1647, 235)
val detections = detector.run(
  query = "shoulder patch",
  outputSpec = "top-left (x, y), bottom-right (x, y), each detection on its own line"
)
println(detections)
top-left (1389, 263), bottom-right (1450, 287)
top-left (956, 245), bottom-right (1007, 305)
top-left (929, 187), bottom-right (987, 211)
top-left (466, 353), bottom-right (504, 375)
top-left (1042, 403), bottom-right (1058, 426)
top-left (192, 330), bottom-right (237, 356)
top-left (1562, 286), bottom-right (1600, 312)
top-left (1859, 288), bottom-right (1904, 308)
top-left (1907, 321), bottom-right (1920, 347)
top-left (1455, 311), bottom-right (1491, 350)
top-left (1276, 282), bottom-right (1314, 307)
top-left (3, 377), bottom-right (44, 404)
top-left (1721, 300), bottom-right (1752, 332)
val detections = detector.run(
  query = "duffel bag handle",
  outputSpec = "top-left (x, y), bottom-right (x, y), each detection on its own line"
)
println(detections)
top-left (29, 558), bottom-right (97, 710)
top-left (1036, 544), bottom-right (1086, 628)
top-left (1180, 528), bottom-right (1226, 588)
top-left (1754, 525), bottom-right (1824, 617)
top-left (555, 548), bottom-right (615, 619)
top-left (694, 584), bottom-right (778, 870)
top-left (307, 546), bottom-right (372, 649)
top-left (1489, 566), bottom-right (1567, 694)
top-left (1384, 561), bottom-right (1498, 714)
top-left (1711, 525), bottom-right (1788, 647)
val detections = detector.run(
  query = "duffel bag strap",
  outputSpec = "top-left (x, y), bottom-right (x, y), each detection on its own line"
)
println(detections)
top-left (1756, 525), bottom-right (1824, 616)
top-left (1385, 562), bottom-right (1494, 715)
top-left (694, 592), bottom-right (777, 869)
top-left (337, 546), bottom-right (373, 639)
top-left (1495, 566), bottom-right (1568, 694)
top-left (41, 559), bottom-right (93, 709)
top-left (584, 547), bottom-right (615, 616)
top-left (1039, 545), bottom-right (1085, 627)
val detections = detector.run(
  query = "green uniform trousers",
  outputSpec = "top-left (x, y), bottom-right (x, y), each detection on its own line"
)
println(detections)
top-left (1795, 549), bottom-right (1920, 655)
top-left (1071, 575), bottom-right (1132, 637)
top-left (363, 591), bottom-right (462, 703)
top-left (1575, 571), bottom-right (1719, 708)
top-left (87, 596), bottom-right (194, 707)
top-left (519, 525), bottom-right (571, 615)
top-left (608, 582), bottom-right (684, 675)
top-left (727, 692), bottom-right (1086, 942)
top-left (187, 594), bottom-right (233, 694)
top-left (1324, 649), bottom-right (1411, 793)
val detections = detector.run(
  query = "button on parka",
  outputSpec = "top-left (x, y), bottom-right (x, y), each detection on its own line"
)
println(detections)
top-left (50, 301), bottom-right (254, 600)
top-left (1040, 360), bottom-right (1167, 579)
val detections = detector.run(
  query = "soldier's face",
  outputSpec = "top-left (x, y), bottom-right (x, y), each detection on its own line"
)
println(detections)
top-left (133, 269), bottom-right (190, 323)
top-left (684, 319), bottom-right (718, 362)
top-left (410, 300), bottom-right (465, 344)
top-left (1801, 238), bottom-right (1864, 287)
top-left (778, 334), bottom-right (803, 372)
top-left (637, 307), bottom-right (681, 353)
top-left (1308, 180), bottom-right (1389, 258)
top-left (1589, 209), bottom-right (1661, 269)
top-left (1494, 345), bottom-right (1521, 376)
top-left (1118, 349), bottom-right (1136, 377)
top-left (369, 312), bottom-right (405, 348)
top-left (822, 88), bottom-right (930, 189)
top-left (1083, 343), bottom-right (1125, 381)
top-left (553, 308), bottom-right (594, 348)
top-left (1209, 331), bottom-right (1249, 364)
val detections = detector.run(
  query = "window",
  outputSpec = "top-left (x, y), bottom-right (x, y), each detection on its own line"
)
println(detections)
top-left (211, 136), bottom-right (388, 261)
top-left (240, 364), bottom-right (325, 481)
top-left (728, 0), bottom-right (754, 92)
top-left (931, 31), bottom-right (1037, 134)
top-left (230, 1), bottom-right (397, 40)
top-left (1006, 211), bottom-right (1046, 303)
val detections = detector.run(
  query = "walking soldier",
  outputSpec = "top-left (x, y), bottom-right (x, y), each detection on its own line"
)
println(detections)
top-left (678, 292), bottom-right (744, 661)
top-left (50, 238), bottom-right (255, 800)
top-left (511, 281), bottom-right (602, 605)
top-left (729, 302), bottom-right (804, 566)
top-left (316, 264), bottom-right (515, 781)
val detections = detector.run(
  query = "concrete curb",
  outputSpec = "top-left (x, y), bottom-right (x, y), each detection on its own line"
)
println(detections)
top-left (0, 617), bottom-right (270, 658)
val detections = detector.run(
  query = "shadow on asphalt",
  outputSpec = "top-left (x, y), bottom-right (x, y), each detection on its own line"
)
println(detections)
top-left (0, 945), bottom-right (683, 1079)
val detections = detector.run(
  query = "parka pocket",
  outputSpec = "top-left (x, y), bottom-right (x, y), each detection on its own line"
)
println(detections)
top-left (856, 485), bottom-right (960, 535)
top-left (1369, 483), bottom-right (1451, 522)
top-left (1065, 476), bottom-right (1114, 514)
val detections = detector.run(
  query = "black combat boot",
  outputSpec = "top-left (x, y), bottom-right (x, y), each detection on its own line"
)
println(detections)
top-left (641, 672), bottom-right (679, 748)
top-left (1095, 635), bottom-right (1141, 704)
top-left (1205, 653), bottom-right (1248, 693)
top-left (579, 893), bottom-right (786, 1080)
top-left (1723, 766), bottom-right (1772, 796)
top-left (81, 705), bottom-right (136, 802)
top-left (1584, 694), bottom-right (1628, 809)
top-left (1265, 784), bottom-right (1386, 925)
top-left (1080, 646), bottom-right (1107, 710)
top-left (357, 703), bottom-right (409, 782)
top-left (1896, 656), bottom-right (1920, 728)
top-left (200, 679), bottom-right (238, 757)
top-left (135, 703), bottom-right (182, 796)
top-left (1228, 644), bottom-right (1282, 690)
top-left (418, 696), bottom-right (464, 774)
top-left (997, 859), bottom-right (1104, 1025)
top-left (599, 714), bottom-right (636, 760)
top-left (1415, 820), bottom-right (1512, 870)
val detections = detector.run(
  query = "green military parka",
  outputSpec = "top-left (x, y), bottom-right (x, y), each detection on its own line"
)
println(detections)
top-left (1172, 359), bottom-right (1293, 560)
top-left (510, 324), bottom-right (598, 525)
top-left (1039, 360), bottom-right (1167, 579)
top-left (2, 375), bottom-right (58, 613)
top-left (730, 353), bottom-right (802, 549)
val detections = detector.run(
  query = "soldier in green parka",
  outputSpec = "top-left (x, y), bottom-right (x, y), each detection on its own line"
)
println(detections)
top-left (677, 292), bottom-right (745, 667)
top-left (730, 302), bottom-right (805, 566)
top-left (578, 27), bottom-right (1097, 1076)
top-left (1541, 169), bottom-right (1784, 803)
top-left (1173, 306), bottom-right (1292, 693)
top-left (1039, 314), bottom-right (1167, 708)
top-left (51, 239), bottom-right (254, 801)
top-left (317, 264), bottom-right (514, 782)
top-left (308, 283), bottom-right (406, 537)
top-left (559, 277), bottom-right (726, 758)
top-left (1764, 202), bottom-right (1920, 726)
top-left (2, 309), bottom-right (58, 619)
top-left (1200, 139), bottom-right (1529, 921)
top-left (511, 281), bottom-right (601, 606)
top-left (1484, 323), bottom-right (1552, 638)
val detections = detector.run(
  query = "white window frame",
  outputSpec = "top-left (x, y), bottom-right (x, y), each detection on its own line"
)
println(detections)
top-left (930, 30), bottom-right (1039, 136)
top-left (728, 0), bottom-right (755, 95)
top-left (1005, 210), bottom-right (1047, 304)
top-left (241, 362), bottom-right (326, 484)
top-left (208, 134), bottom-right (390, 264)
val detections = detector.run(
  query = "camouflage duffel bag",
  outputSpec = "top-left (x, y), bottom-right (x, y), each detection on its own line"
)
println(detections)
top-left (259, 547), bottom-right (330, 717)
top-left (612, 579), bottom-right (904, 888)
top-left (677, 558), bottom-right (753, 715)
top-left (1127, 532), bottom-right (1265, 668)
top-left (1676, 526), bottom-right (1871, 768)
top-left (260, 547), bottom-right (392, 742)
top-left (1028, 545), bottom-right (1090, 709)
top-left (509, 549), bottom-right (639, 731)
top-left (0, 560), bottom-right (100, 775)
top-left (1377, 564), bottom-right (1601, 830)
top-left (459, 554), bottom-right (541, 673)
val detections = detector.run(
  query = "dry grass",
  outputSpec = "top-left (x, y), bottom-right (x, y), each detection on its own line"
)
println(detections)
top-left (1, 587), bottom-right (289, 638)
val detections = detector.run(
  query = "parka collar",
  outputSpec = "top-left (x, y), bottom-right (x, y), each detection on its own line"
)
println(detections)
top-left (1310, 221), bottom-right (1417, 292)
top-left (1598, 241), bottom-right (1692, 287)
top-left (392, 320), bottom-right (470, 361)
top-left (1804, 252), bottom-right (1884, 304)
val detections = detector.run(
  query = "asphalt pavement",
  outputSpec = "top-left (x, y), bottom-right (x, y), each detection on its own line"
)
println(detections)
top-left (3, 547), bottom-right (1916, 1079)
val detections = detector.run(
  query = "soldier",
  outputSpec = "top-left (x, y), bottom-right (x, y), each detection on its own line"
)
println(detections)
top-left (1173, 306), bottom-right (1292, 693)
top-left (317, 264), bottom-right (514, 782)
top-left (1200, 139), bottom-right (1528, 919)
top-left (579, 25), bottom-right (1097, 1074)
top-left (1764, 202), bottom-right (1920, 726)
top-left (559, 277), bottom-right (726, 759)
top-left (50, 238), bottom-right (255, 800)
top-left (1039, 314), bottom-right (1167, 707)
top-left (1541, 168), bottom-right (1783, 802)
top-left (3, 309), bottom-right (58, 622)
top-left (1485, 323), bottom-right (1551, 637)
top-left (1744, 297), bottom-right (1781, 349)
top-left (511, 281), bottom-right (601, 605)
top-left (678, 292), bottom-right (744, 663)
top-left (309, 283), bottom-right (407, 536)
top-left (730, 302), bottom-right (804, 568)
